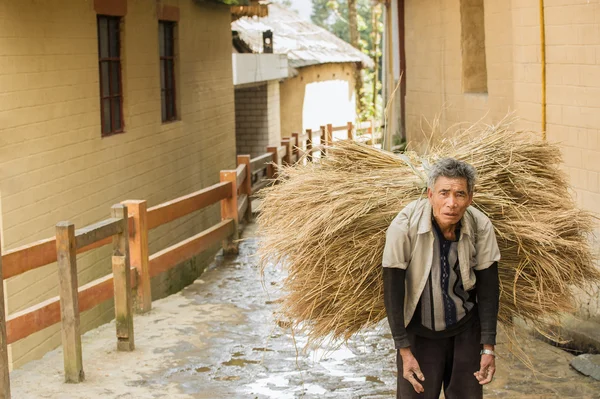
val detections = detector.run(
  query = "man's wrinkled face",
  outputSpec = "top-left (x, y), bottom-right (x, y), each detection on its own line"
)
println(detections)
top-left (427, 176), bottom-right (473, 229)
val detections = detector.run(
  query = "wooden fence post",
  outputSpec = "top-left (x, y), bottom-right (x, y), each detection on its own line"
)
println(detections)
top-left (266, 146), bottom-right (278, 178)
top-left (292, 133), bottom-right (300, 163)
top-left (0, 234), bottom-right (11, 398)
top-left (281, 139), bottom-right (291, 165)
top-left (220, 170), bottom-right (239, 254)
top-left (122, 200), bottom-right (151, 314)
top-left (319, 125), bottom-right (326, 157)
top-left (347, 122), bottom-right (354, 140)
top-left (55, 222), bottom-right (84, 383)
top-left (326, 124), bottom-right (333, 145)
top-left (237, 155), bottom-right (253, 221)
top-left (306, 129), bottom-right (313, 162)
top-left (111, 204), bottom-right (134, 352)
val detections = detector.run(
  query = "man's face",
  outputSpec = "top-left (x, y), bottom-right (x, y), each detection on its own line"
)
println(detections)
top-left (427, 176), bottom-right (473, 228)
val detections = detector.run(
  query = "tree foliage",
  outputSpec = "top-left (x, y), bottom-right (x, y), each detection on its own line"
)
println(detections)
top-left (311, 0), bottom-right (383, 121)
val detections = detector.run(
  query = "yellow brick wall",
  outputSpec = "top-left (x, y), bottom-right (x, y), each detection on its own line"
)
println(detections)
top-left (0, 0), bottom-right (236, 367)
top-left (280, 63), bottom-right (356, 137)
top-left (403, 0), bottom-right (600, 319)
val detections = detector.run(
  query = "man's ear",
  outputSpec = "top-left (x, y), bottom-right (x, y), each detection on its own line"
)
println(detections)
top-left (427, 187), bottom-right (433, 200)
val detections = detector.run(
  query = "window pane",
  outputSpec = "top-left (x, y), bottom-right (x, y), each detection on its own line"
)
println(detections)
top-left (102, 98), bottom-right (111, 133)
top-left (109, 18), bottom-right (120, 58)
top-left (112, 97), bottom-right (122, 131)
top-left (159, 23), bottom-right (165, 57)
top-left (98, 17), bottom-right (109, 58)
top-left (100, 62), bottom-right (110, 97)
top-left (167, 91), bottom-right (175, 120)
top-left (161, 91), bottom-right (167, 122)
top-left (166, 60), bottom-right (173, 90)
top-left (110, 61), bottom-right (120, 95)
top-left (160, 60), bottom-right (166, 90)
top-left (166, 24), bottom-right (174, 57)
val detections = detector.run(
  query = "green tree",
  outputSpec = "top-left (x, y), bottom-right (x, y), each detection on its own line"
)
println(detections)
top-left (311, 0), bottom-right (383, 121)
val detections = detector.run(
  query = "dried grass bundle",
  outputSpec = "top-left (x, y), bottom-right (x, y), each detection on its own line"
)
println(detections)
top-left (257, 119), bottom-right (600, 348)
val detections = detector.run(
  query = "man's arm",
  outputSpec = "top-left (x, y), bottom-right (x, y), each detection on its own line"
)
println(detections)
top-left (474, 261), bottom-right (499, 385)
top-left (474, 261), bottom-right (499, 345)
top-left (382, 267), bottom-right (409, 348)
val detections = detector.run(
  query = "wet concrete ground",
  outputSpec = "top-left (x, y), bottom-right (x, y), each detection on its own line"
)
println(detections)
top-left (10, 223), bottom-right (600, 398)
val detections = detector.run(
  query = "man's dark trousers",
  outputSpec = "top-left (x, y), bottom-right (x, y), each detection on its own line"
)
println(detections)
top-left (396, 317), bottom-right (483, 399)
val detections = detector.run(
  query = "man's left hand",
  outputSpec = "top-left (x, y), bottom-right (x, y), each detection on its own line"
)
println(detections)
top-left (474, 352), bottom-right (496, 385)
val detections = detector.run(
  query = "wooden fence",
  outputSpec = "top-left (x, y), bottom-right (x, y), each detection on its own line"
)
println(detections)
top-left (0, 121), bottom-right (362, 396)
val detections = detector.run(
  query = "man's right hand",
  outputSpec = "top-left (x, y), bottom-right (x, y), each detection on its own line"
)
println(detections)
top-left (399, 348), bottom-right (425, 393)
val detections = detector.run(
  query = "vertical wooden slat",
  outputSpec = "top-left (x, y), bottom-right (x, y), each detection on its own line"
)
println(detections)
top-left (237, 155), bottom-right (253, 221)
top-left (347, 122), bottom-right (354, 140)
top-left (56, 222), bottom-right (84, 383)
top-left (326, 123), bottom-right (333, 145)
top-left (123, 200), bottom-right (151, 314)
top-left (266, 146), bottom-right (278, 178)
top-left (0, 233), bottom-right (10, 398)
top-left (220, 170), bottom-right (239, 254)
top-left (292, 132), bottom-right (300, 163)
top-left (111, 204), bottom-right (135, 351)
top-left (281, 139), bottom-right (291, 165)
top-left (320, 125), bottom-right (326, 157)
top-left (306, 129), bottom-right (313, 162)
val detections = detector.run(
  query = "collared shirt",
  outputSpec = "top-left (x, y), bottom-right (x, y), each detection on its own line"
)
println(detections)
top-left (382, 198), bottom-right (501, 327)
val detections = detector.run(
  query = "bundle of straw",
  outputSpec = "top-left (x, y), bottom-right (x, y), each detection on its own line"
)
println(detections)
top-left (257, 119), bottom-right (600, 347)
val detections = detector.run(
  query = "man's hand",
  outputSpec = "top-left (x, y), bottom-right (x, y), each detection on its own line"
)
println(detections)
top-left (474, 345), bottom-right (496, 385)
top-left (399, 348), bottom-right (425, 393)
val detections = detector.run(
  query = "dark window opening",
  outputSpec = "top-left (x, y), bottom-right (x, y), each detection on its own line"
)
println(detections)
top-left (98, 15), bottom-right (124, 135)
top-left (159, 21), bottom-right (177, 122)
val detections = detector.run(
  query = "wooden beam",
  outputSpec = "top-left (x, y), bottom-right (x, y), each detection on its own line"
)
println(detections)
top-left (2, 216), bottom-right (134, 280)
top-left (326, 124), bottom-right (333, 144)
top-left (347, 122), bottom-right (354, 140)
top-left (266, 146), bottom-right (278, 179)
top-left (111, 205), bottom-right (134, 352)
top-left (55, 222), bottom-right (84, 383)
top-left (250, 153), bottom-right (273, 174)
top-left (251, 179), bottom-right (271, 196)
top-left (6, 268), bottom-right (137, 345)
top-left (148, 219), bottom-right (234, 278)
top-left (0, 235), bottom-right (10, 398)
top-left (220, 170), bottom-right (239, 254)
top-left (75, 218), bottom-right (123, 250)
top-left (306, 129), bottom-right (313, 162)
top-left (237, 155), bottom-right (253, 221)
top-left (123, 200), bottom-right (151, 314)
top-left (279, 141), bottom-right (290, 165)
top-left (236, 164), bottom-right (246, 188)
top-left (146, 182), bottom-right (231, 230)
top-left (331, 125), bottom-right (348, 132)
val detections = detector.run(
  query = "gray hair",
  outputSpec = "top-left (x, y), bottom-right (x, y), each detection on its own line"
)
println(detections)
top-left (427, 158), bottom-right (477, 194)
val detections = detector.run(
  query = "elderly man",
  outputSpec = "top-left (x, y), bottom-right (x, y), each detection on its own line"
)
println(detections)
top-left (382, 158), bottom-right (500, 399)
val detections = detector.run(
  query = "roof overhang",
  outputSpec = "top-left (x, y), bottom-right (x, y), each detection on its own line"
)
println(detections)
top-left (232, 53), bottom-right (289, 86)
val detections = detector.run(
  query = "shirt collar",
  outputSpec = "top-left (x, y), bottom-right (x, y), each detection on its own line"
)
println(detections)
top-left (417, 201), bottom-right (473, 238)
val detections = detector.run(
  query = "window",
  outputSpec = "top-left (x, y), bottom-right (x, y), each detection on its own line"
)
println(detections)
top-left (97, 16), bottom-right (124, 135)
top-left (159, 21), bottom-right (177, 122)
top-left (460, 0), bottom-right (488, 93)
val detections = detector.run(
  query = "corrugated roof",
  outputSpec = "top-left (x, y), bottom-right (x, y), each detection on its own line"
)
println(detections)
top-left (231, 4), bottom-right (374, 69)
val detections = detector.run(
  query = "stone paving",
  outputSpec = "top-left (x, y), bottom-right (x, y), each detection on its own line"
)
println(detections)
top-left (9, 223), bottom-right (600, 398)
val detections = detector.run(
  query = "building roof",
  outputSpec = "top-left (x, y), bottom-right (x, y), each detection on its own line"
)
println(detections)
top-left (231, 4), bottom-right (374, 69)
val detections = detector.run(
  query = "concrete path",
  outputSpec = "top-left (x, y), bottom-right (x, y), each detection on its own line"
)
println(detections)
top-left (10, 223), bottom-right (600, 398)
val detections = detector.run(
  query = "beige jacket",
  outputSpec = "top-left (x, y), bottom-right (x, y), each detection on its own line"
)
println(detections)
top-left (382, 198), bottom-right (501, 326)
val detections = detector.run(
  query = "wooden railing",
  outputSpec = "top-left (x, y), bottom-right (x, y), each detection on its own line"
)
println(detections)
top-left (0, 121), bottom-right (365, 396)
